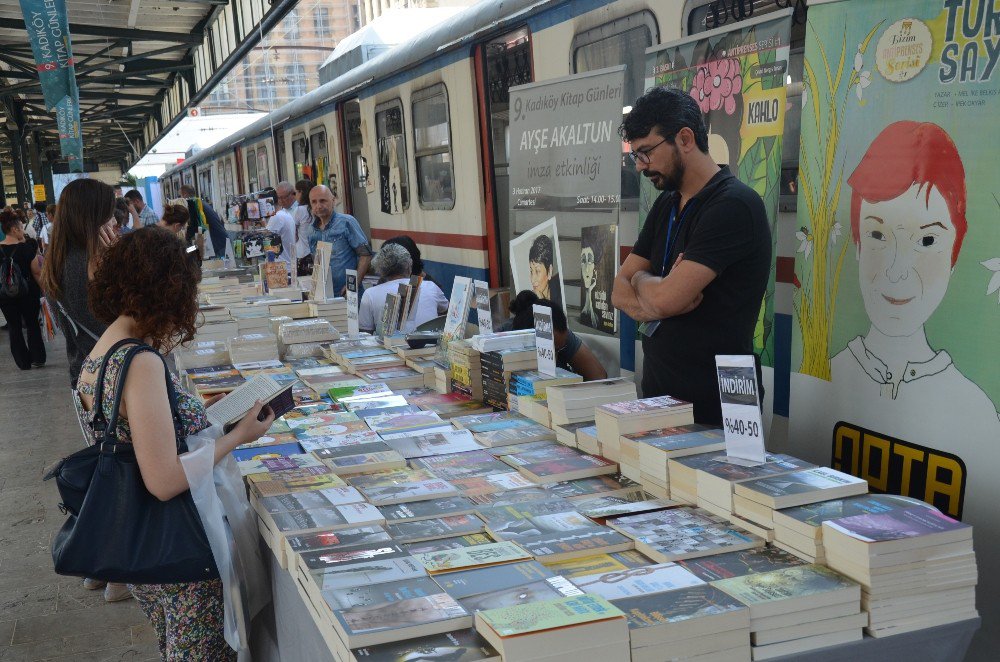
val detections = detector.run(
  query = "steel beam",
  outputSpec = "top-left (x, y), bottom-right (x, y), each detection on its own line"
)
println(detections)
top-left (0, 18), bottom-right (205, 44)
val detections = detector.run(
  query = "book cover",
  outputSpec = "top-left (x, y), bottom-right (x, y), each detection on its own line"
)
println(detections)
top-left (360, 480), bottom-right (461, 506)
top-left (677, 547), bottom-right (806, 582)
top-left (775, 494), bottom-right (933, 528)
top-left (298, 430), bottom-right (382, 452)
top-left (313, 556), bottom-right (428, 593)
top-left (477, 594), bottom-right (624, 637)
top-left (822, 506), bottom-right (971, 543)
top-left (294, 420), bottom-right (371, 439)
top-left (610, 507), bottom-right (762, 560)
top-left (579, 224), bottom-right (618, 334)
top-left (272, 502), bottom-right (383, 534)
top-left (611, 584), bottom-right (747, 628)
top-left (322, 451), bottom-right (408, 474)
top-left (301, 543), bottom-right (410, 572)
top-left (736, 467), bottom-right (867, 504)
top-left (509, 456), bottom-right (618, 483)
top-left (434, 561), bottom-right (555, 600)
top-left (403, 534), bottom-right (495, 555)
top-left (231, 442), bottom-right (304, 462)
top-left (323, 576), bottom-right (443, 610)
top-left (473, 425), bottom-right (556, 446)
top-left (342, 395), bottom-right (410, 411)
top-left (285, 411), bottom-right (361, 430)
top-left (712, 564), bottom-right (859, 608)
top-left (449, 473), bottom-right (536, 495)
top-left (516, 529), bottom-right (633, 559)
top-left (543, 475), bottom-right (639, 500)
top-left (468, 488), bottom-right (553, 507)
top-left (313, 441), bottom-right (394, 461)
top-left (286, 526), bottom-right (391, 554)
top-left (489, 515), bottom-right (600, 543)
top-left (541, 552), bottom-right (649, 579)
top-left (350, 628), bottom-right (498, 662)
top-left (570, 562), bottom-right (705, 600)
top-left (412, 541), bottom-right (531, 574)
top-left (378, 496), bottom-right (476, 523)
top-left (384, 431), bottom-right (481, 459)
top-left (334, 593), bottom-right (469, 638)
top-left (459, 576), bottom-right (581, 614)
top-left (348, 469), bottom-right (439, 490)
top-left (574, 497), bottom-right (677, 521)
top-left (622, 425), bottom-right (726, 452)
top-left (413, 452), bottom-right (512, 481)
top-left (257, 486), bottom-right (365, 513)
top-left (686, 453), bottom-right (815, 482)
top-left (476, 500), bottom-right (577, 527)
top-left (386, 515), bottom-right (486, 543)
top-left (597, 396), bottom-right (690, 417)
top-left (378, 425), bottom-right (455, 441)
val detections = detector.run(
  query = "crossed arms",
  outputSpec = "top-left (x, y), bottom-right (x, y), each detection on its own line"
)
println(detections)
top-left (611, 253), bottom-right (716, 323)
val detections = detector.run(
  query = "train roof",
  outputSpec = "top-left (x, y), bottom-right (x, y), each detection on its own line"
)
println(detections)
top-left (160, 0), bottom-right (559, 181)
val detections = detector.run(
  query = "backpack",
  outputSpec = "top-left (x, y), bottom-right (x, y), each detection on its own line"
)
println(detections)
top-left (0, 245), bottom-right (29, 299)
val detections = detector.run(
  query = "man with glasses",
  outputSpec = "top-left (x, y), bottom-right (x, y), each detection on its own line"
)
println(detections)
top-left (268, 181), bottom-right (298, 266)
top-left (611, 87), bottom-right (770, 425)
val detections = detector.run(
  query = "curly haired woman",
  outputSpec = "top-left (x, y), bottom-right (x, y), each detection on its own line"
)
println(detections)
top-left (75, 227), bottom-right (274, 659)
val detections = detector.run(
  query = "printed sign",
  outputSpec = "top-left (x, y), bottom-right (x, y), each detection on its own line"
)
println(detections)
top-left (311, 241), bottom-right (332, 301)
top-left (473, 280), bottom-right (493, 334)
top-left (580, 224), bottom-right (618, 334)
top-left (436, 276), bottom-right (474, 366)
top-left (345, 269), bottom-right (359, 337)
top-left (716, 355), bottom-right (765, 464)
top-left (510, 217), bottom-right (565, 312)
top-left (533, 304), bottom-right (556, 377)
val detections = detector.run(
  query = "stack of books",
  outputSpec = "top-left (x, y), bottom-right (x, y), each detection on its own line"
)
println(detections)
top-left (612, 584), bottom-right (751, 662)
top-left (594, 396), bottom-right (694, 462)
top-left (269, 301), bottom-right (313, 319)
top-left (608, 506), bottom-right (764, 562)
top-left (228, 332), bottom-right (280, 365)
top-left (357, 365), bottom-right (426, 390)
top-left (341, 348), bottom-right (403, 373)
top-left (617, 425), bottom-right (725, 498)
top-left (280, 318), bottom-right (341, 345)
top-left (467, 329), bottom-right (535, 353)
top-left (475, 594), bottom-right (630, 662)
top-left (479, 347), bottom-right (537, 410)
top-left (545, 378), bottom-right (638, 426)
top-left (500, 443), bottom-right (618, 484)
top-left (183, 363), bottom-right (246, 396)
top-left (230, 306), bottom-right (273, 334)
top-left (771, 494), bottom-right (929, 564)
top-left (714, 564), bottom-right (864, 660)
top-left (822, 506), bottom-right (977, 637)
top-left (194, 320), bottom-right (239, 343)
top-left (199, 304), bottom-right (232, 325)
top-left (509, 369), bottom-right (581, 401)
top-left (551, 420), bottom-right (595, 448)
top-left (309, 298), bottom-right (348, 330)
top-left (431, 363), bottom-right (452, 394)
top-left (517, 395), bottom-right (552, 427)
top-left (448, 340), bottom-right (483, 401)
top-left (173, 339), bottom-right (230, 371)
top-left (731, 467), bottom-right (868, 543)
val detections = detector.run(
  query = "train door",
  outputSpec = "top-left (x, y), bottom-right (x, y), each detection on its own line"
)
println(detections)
top-left (474, 27), bottom-right (533, 287)
top-left (340, 98), bottom-right (370, 235)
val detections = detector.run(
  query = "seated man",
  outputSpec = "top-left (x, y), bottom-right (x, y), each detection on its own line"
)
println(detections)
top-left (508, 290), bottom-right (607, 381)
top-left (358, 243), bottom-right (448, 334)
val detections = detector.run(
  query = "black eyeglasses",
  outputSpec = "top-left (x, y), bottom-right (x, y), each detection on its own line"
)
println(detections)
top-left (629, 136), bottom-right (672, 165)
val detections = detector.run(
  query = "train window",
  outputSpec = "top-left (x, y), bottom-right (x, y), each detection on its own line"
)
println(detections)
top-left (342, 100), bottom-right (369, 190)
top-left (684, 0), bottom-right (808, 210)
top-left (411, 84), bottom-right (455, 210)
top-left (246, 148), bottom-right (258, 192)
top-left (375, 98), bottom-right (409, 214)
top-left (257, 146), bottom-right (269, 189)
top-left (292, 133), bottom-right (309, 181)
top-left (310, 129), bottom-right (331, 192)
top-left (572, 11), bottom-right (658, 108)
top-left (224, 159), bottom-right (235, 200)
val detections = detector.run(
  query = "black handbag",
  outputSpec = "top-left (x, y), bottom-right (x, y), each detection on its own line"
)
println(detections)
top-left (46, 339), bottom-right (219, 584)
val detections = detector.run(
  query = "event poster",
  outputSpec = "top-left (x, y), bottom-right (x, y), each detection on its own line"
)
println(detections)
top-left (644, 11), bottom-right (792, 366)
top-left (580, 224), bottom-right (618, 334)
top-left (787, 0), bottom-right (1000, 649)
top-left (508, 67), bottom-right (625, 324)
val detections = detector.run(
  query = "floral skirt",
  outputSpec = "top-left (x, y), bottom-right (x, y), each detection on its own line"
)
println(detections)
top-left (130, 578), bottom-right (236, 661)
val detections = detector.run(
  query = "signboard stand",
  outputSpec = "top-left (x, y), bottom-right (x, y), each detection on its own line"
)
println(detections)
top-left (345, 269), bottom-right (359, 337)
top-left (533, 304), bottom-right (556, 377)
top-left (474, 280), bottom-right (493, 334)
top-left (715, 355), bottom-right (766, 465)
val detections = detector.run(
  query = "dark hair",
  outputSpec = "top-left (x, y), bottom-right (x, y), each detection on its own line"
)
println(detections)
top-left (509, 290), bottom-right (567, 332)
top-left (41, 178), bottom-right (116, 300)
top-left (89, 227), bottom-right (201, 351)
top-left (123, 189), bottom-right (143, 203)
top-left (528, 234), bottom-right (554, 268)
top-left (383, 236), bottom-right (425, 277)
top-left (179, 184), bottom-right (196, 197)
top-left (0, 208), bottom-right (21, 235)
top-left (113, 198), bottom-right (130, 227)
top-left (295, 179), bottom-right (314, 207)
top-left (46, 204), bottom-right (57, 219)
top-left (162, 203), bottom-right (189, 228)
top-left (33, 201), bottom-right (47, 214)
top-left (619, 87), bottom-right (709, 153)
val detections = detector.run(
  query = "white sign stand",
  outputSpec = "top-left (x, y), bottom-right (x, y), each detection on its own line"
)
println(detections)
top-left (533, 304), bottom-right (556, 377)
top-left (473, 280), bottom-right (492, 334)
top-left (715, 354), bottom-right (766, 465)
top-left (345, 269), bottom-right (359, 337)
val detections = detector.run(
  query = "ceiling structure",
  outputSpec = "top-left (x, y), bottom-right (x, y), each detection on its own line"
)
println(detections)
top-left (0, 0), bottom-right (297, 186)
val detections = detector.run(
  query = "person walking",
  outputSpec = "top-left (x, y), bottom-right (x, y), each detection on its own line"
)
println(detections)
top-left (0, 209), bottom-right (45, 369)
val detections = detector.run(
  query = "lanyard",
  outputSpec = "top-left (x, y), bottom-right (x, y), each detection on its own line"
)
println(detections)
top-left (660, 200), bottom-right (695, 276)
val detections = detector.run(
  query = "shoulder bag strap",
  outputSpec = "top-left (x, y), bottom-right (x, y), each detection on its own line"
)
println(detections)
top-left (90, 338), bottom-right (144, 437)
top-left (55, 300), bottom-right (101, 342)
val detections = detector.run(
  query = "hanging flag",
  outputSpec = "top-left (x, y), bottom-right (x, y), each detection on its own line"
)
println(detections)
top-left (55, 90), bottom-right (83, 172)
top-left (18, 0), bottom-right (75, 110)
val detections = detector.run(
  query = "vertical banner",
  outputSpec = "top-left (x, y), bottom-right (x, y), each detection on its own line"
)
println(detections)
top-left (644, 11), bottom-right (792, 367)
top-left (508, 66), bottom-right (625, 323)
top-left (787, 0), bottom-right (1000, 650)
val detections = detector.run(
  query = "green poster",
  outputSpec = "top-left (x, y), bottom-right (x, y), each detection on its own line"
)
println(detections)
top-left (644, 11), bottom-right (793, 367)
top-left (18, 0), bottom-right (74, 109)
top-left (787, 0), bottom-right (1000, 652)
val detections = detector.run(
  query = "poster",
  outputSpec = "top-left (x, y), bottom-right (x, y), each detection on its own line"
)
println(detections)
top-left (508, 67), bottom-right (625, 324)
top-left (644, 11), bottom-right (792, 366)
top-left (786, 0), bottom-right (1000, 652)
top-left (509, 217), bottom-right (565, 310)
top-left (580, 224), bottom-right (618, 334)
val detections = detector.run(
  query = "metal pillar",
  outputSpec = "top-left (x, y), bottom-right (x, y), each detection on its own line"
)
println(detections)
top-left (5, 130), bottom-right (30, 206)
top-left (27, 131), bottom-right (44, 202)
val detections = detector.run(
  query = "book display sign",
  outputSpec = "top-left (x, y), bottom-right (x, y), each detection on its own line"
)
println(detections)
top-left (715, 355), bottom-right (765, 464)
top-left (312, 241), bottom-right (332, 301)
top-left (346, 269), bottom-right (359, 336)
top-left (436, 276), bottom-right (474, 366)
top-left (579, 224), bottom-right (618, 334)
top-left (534, 304), bottom-right (556, 377)
top-left (474, 280), bottom-right (493, 334)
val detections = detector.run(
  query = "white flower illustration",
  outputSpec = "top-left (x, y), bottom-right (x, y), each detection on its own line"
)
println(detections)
top-left (796, 228), bottom-right (813, 260)
top-left (830, 222), bottom-right (843, 244)
top-left (854, 48), bottom-right (864, 72)
top-left (983, 258), bottom-right (1000, 303)
top-left (856, 71), bottom-right (872, 100)
top-left (802, 87), bottom-right (808, 108)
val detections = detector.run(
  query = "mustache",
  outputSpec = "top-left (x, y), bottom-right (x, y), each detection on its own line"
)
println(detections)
top-left (642, 171), bottom-right (663, 179)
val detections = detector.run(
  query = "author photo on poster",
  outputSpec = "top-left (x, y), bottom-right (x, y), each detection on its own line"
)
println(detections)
top-left (510, 217), bottom-right (565, 311)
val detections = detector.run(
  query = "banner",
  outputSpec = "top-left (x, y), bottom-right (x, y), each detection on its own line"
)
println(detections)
top-left (644, 11), bottom-right (792, 366)
top-left (787, 0), bottom-right (1000, 650)
top-left (56, 92), bottom-right (82, 172)
top-left (508, 66), bottom-right (625, 323)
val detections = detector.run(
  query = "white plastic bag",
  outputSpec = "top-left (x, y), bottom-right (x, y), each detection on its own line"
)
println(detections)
top-left (180, 425), bottom-right (270, 656)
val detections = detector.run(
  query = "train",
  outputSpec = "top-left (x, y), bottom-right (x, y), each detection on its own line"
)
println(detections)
top-left (158, 0), bottom-right (806, 376)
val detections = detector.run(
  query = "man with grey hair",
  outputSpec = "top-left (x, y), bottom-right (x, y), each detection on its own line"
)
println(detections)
top-left (358, 242), bottom-right (448, 333)
top-left (267, 181), bottom-right (297, 266)
top-left (309, 184), bottom-right (371, 295)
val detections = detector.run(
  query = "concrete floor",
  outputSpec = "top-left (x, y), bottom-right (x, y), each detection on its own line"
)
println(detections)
top-left (0, 334), bottom-right (160, 660)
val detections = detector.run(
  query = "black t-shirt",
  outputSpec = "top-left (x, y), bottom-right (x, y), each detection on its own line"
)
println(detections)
top-left (0, 239), bottom-right (40, 298)
top-left (631, 167), bottom-right (771, 424)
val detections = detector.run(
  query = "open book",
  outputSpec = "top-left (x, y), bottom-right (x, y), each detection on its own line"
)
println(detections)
top-left (206, 374), bottom-right (299, 432)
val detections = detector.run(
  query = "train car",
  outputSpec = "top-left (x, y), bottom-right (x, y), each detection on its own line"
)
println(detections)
top-left (159, 0), bottom-right (806, 376)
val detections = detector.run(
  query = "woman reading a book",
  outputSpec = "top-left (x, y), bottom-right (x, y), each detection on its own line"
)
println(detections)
top-left (509, 291), bottom-right (607, 381)
top-left (74, 227), bottom-right (275, 659)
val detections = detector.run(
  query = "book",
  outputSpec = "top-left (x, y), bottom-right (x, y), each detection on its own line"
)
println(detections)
top-left (772, 493), bottom-right (934, 541)
top-left (332, 592), bottom-right (471, 648)
top-left (269, 502), bottom-right (384, 535)
top-left (378, 496), bottom-right (477, 524)
top-left (458, 576), bottom-right (582, 614)
top-left (608, 507), bottom-right (763, 563)
top-left (473, 424), bottom-right (558, 448)
top-left (383, 430), bottom-right (482, 459)
top-left (386, 515), bottom-right (486, 543)
top-left (611, 584), bottom-right (749, 647)
top-left (501, 446), bottom-right (618, 484)
top-left (403, 534), bottom-right (496, 556)
top-left (411, 541), bottom-right (532, 574)
top-left (319, 450), bottom-right (409, 476)
top-left (821, 506), bottom-right (973, 555)
top-left (712, 564), bottom-right (861, 619)
top-left (515, 528), bottom-right (634, 562)
top-left (350, 628), bottom-right (499, 662)
top-left (543, 475), bottom-right (641, 501)
top-left (300, 543), bottom-right (410, 573)
top-left (734, 467), bottom-right (868, 510)
top-left (248, 466), bottom-right (347, 497)
top-left (413, 451), bottom-right (512, 481)
top-left (433, 561), bottom-right (555, 600)
top-left (544, 377), bottom-right (637, 424)
top-left (569, 562), bottom-right (705, 600)
top-left (677, 547), bottom-right (807, 582)
top-left (310, 556), bottom-right (428, 592)
top-left (449, 472), bottom-right (537, 496)
top-left (257, 486), bottom-right (366, 513)
top-left (541, 551), bottom-right (652, 578)
top-left (573, 497), bottom-right (679, 521)
top-left (286, 526), bottom-right (392, 555)
top-left (322, 576), bottom-right (443, 610)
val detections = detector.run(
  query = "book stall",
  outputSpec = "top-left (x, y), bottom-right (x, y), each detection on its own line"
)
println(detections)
top-left (186, 269), bottom-right (980, 662)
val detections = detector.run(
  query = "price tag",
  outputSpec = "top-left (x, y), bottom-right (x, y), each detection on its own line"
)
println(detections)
top-left (345, 269), bottom-right (359, 337)
top-left (533, 304), bottom-right (556, 377)
top-left (715, 355), bottom-right (766, 464)
top-left (473, 280), bottom-right (492, 334)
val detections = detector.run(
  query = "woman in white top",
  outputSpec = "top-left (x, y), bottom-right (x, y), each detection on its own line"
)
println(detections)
top-left (358, 243), bottom-right (448, 334)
